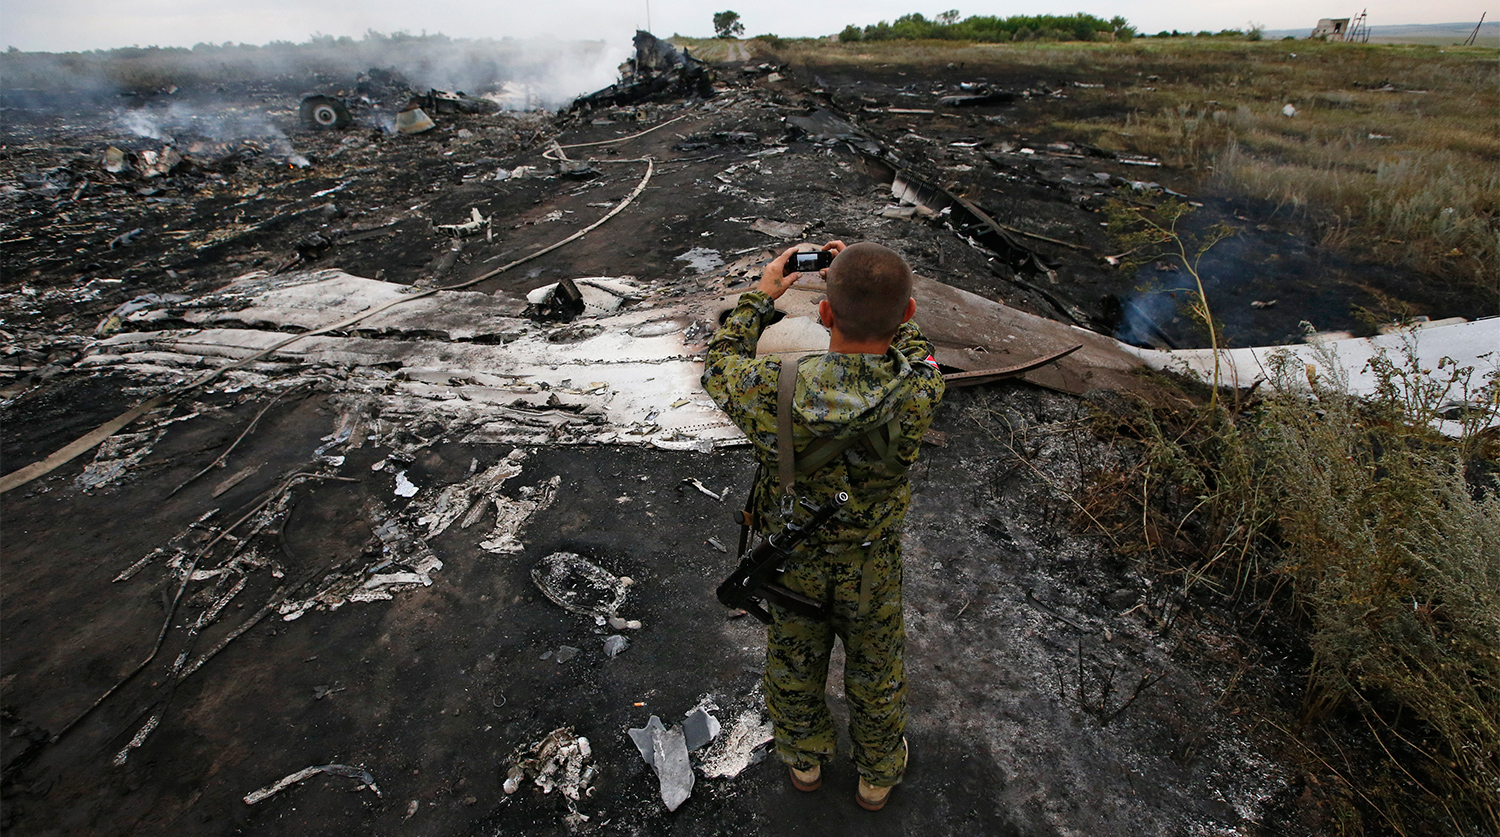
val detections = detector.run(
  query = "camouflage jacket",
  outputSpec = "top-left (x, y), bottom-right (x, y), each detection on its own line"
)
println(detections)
top-left (701, 290), bottom-right (945, 552)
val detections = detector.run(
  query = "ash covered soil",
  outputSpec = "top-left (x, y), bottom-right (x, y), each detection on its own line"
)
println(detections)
top-left (0, 48), bottom-right (1402, 835)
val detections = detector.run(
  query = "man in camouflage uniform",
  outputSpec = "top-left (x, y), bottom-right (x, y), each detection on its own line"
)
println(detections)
top-left (701, 240), bottom-right (944, 810)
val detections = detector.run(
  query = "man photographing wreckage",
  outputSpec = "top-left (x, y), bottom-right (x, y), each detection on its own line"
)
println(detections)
top-left (702, 240), bottom-right (945, 811)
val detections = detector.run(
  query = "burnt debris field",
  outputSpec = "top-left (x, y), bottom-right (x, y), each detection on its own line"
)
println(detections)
top-left (2, 33), bottom-right (1497, 836)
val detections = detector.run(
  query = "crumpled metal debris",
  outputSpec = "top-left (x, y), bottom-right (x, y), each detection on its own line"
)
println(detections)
top-left (503, 727), bottom-right (595, 804)
top-left (75, 429), bottom-right (165, 491)
top-left (697, 708), bottom-right (773, 779)
top-left (415, 452), bottom-right (525, 538)
top-left (434, 207), bottom-right (491, 239)
top-left (531, 552), bottom-right (633, 618)
top-left (243, 763), bottom-right (381, 805)
top-left (479, 475), bottom-right (559, 553)
top-left (525, 277), bottom-right (641, 321)
top-left (395, 106), bottom-right (435, 134)
top-left (95, 292), bottom-right (189, 336)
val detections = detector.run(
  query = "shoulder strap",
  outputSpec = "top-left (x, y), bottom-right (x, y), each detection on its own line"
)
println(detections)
top-left (778, 356), bottom-right (910, 502)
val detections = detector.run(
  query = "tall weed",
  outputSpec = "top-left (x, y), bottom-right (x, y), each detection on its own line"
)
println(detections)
top-left (1091, 341), bottom-right (1500, 833)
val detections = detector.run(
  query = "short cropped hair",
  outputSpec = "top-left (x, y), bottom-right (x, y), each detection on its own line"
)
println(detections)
top-left (824, 242), bottom-right (913, 342)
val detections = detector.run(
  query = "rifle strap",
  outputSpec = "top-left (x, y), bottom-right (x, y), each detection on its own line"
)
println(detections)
top-left (775, 355), bottom-right (805, 512)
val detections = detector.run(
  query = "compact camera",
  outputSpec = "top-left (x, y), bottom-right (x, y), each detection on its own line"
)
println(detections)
top-left (787, 250), bottom-right (833, 274)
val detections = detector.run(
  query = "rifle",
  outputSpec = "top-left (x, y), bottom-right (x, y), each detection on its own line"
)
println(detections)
top-left (715, 491), bottom-right (849, 624)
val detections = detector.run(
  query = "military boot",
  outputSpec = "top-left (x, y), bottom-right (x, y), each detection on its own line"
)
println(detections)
top-left (790, 764), bottom-right (821, 792)
top-left (856, 778), bottom-right (891, 811)
top-left (856, 736), bottom-right (907, 811)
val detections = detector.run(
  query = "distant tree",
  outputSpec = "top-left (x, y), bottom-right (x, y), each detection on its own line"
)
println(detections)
top-left (839, 24), bottom-right (864, 42)
top-left (1246, 21), bottom-right (1266, 41)
top-left (938, 9), bottom-right (961, 25)
top-left (713, 11), bottom-right (745, 39)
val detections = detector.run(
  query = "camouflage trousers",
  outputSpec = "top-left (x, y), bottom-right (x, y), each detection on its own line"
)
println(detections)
top-left (764, 537), bottom-right (907, 787)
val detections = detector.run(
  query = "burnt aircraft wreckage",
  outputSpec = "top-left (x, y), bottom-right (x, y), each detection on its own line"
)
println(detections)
top-left (1, 29), bottom-right (1496, 837)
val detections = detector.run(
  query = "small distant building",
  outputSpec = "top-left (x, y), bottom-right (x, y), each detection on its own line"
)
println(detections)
top-left (1311, 18), bottom-right (1350, 39)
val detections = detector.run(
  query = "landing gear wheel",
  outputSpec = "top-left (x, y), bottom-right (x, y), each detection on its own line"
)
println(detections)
top-left (299, 96), bottom-right (352, 130)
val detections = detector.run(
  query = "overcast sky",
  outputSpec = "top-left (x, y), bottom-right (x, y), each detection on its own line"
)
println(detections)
top-left (1, 0), bottom-right (1488, 53)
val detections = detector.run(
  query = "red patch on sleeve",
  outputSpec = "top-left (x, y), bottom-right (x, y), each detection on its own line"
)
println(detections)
top-left (923, 354), bottom-right (940, 369)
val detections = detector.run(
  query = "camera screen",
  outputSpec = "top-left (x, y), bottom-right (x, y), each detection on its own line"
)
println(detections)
top-left (790, 252), bottom-right (831, 272)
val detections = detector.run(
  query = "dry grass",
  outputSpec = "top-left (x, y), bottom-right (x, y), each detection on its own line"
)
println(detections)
top-left (764, 37), bottom-right (1500, 308)
top-left (1088, 344), bottom-right (1500, 835)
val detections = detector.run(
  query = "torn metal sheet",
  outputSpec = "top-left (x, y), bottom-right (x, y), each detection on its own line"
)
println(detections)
top-left (175, 270), bottom-right (525, 342)
top-left (651, 724), bottom-right (694, 811)
top-left (243, 763), bottom-right (381, 805)
top-left (709, 273), bottom-right (1147, 397)
top-left (628, 715), bottom-right (668, 767)
top-left (415, 452), bottom-right (525, 538)
top-left (682, 707), bottom-right (721, 752)
top-left (85, 269), bottom-right (744, 451)
top-left (1125, 316), bottom-right (1500, 435)
top-left (748, 218), bottom-right (808, 239)
top-left (478, 475), bottom-right (558, 554)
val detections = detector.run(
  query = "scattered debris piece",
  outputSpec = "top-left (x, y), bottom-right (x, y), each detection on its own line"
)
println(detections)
top-left (434, 207), bottom-right (491, 239)
top-left (504, 727), bottom-right (595, 806)
top-left (603, 634), bottom-right (628, 658)
top-left (607, 614), bottom-right (643, 631)
top-left (108, 228), bottom-right (144, 250)
top-left (243, 764), bottom-right (381, 805)
top-left (525, 276), bottom-right (586, 322)
top-left (396, 106), bottom-right (436, 134)
top-left (749, 218), bottom-right (808, 239)
top-left (1250, 299), bottom-right (1278, 309)
top-left (698, 706), bottom-right (774, 779)
top-left (75, 429), bottom-right (164, 491)
top-left (300, 96), bottom-right (353, 130)
top-left (478, 476), bottom-right (559, 553)
top-left (939, 90), bottom-right (1016, 107)
top-left (652, 724), bottom-right (694, 811)
top-left (102, 146), bottom-right (128, 173)
top-left (394, 470), bottom-right (419, 498)
top-left (555, 645), bottom-right (580, 664)
top-left (683, 478), bottom-right (721, 500)
top-left (682, 707), bottom-right (721, 752)
top-left (531, 551), bottom-right (631, 617)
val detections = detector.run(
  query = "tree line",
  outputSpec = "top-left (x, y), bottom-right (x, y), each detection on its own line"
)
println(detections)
top-left (839, 11), bottom-right (1136, 43)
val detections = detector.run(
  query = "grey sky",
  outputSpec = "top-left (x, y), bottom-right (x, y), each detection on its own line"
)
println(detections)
top-left (1, 0), bottom-right (1488, 53)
